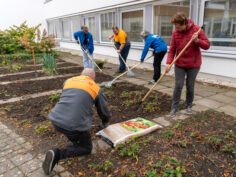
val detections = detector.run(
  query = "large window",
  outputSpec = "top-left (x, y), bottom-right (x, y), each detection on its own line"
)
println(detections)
top-left (203, 0), bottom-right (236, 47)
top-left (71, 16), bottom-right (80, 35)
top-left (154, 1), bottom-right (190, 45)
top-left (84, 16), bottom-right (96, 40)
top-left (62, 20), bottom-right (70, 39)
top-left (101, 12), bottom-right (116, 42)
top-left (122, 10), bottom-right (143, 42)
top-left (48, 21), bottom-right (61, 38)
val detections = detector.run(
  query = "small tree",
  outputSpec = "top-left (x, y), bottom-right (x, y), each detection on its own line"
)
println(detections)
top-left (19, 24), bottom-right (41, 70)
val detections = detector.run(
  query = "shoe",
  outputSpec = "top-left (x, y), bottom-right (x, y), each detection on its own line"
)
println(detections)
top-left (186, 107), bottom-right (192, 115)
top-left (168, 109), bottom-right (177, 117)
top-left (42, 149), bottom-right (59, 175)
top-left (148, 80), bottom-right (156, 85)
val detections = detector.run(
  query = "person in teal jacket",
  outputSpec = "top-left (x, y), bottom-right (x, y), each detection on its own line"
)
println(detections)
top-left (74, 26), bottom-right (94, 69)
top-left (140, 30), bottom-right (167, 84)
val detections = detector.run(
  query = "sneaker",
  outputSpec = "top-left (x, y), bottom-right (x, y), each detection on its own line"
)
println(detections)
top-left (186, 107), bottom-right (192, 115)
top-left (148, 80), bottom-right (156, 85)
top-left (42, 149), bottom-right (59, 175)
top-left (168, 109), bottom-right (177, 117)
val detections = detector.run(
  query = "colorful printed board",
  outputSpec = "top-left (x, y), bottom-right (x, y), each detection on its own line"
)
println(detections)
top-left (96, 117), bottom-right (162, 147)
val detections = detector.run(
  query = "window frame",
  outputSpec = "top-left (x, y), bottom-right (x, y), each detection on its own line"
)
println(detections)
top-left (99, 10), bottom-right (116, 44)
top-left (199, 0), bottom-right (236, 52)
top-left (82, 15), bottom-right (97, 42)
top-left (152, 0), bottom-right (191, 46)
top-left (120, 7), bottom-right (145, 45)
top-left (61, 19), bottom-right (71, 41)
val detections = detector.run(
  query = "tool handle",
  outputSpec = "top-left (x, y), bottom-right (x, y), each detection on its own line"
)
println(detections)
top-left (77, 37), bottom-right (103, 72)
top-left (142, 28), bottom-right (202, 102)
top-left (111, 40), bottom-right (131, 70)
top-left (114, 55), bottom-right (153, 80)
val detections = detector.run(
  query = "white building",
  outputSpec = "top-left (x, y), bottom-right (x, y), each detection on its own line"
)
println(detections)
top-left (44, 0), bottom-right (236, 80)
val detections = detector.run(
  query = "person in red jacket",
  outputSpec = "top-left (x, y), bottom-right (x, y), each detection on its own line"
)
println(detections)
top-left (165, 12), bottom-right (210, 116)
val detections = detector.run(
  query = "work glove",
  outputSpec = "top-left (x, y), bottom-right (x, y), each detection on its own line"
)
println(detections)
top-left (98, 122), bottom-right (109, 130)
top-left (76, 40), bottom-right (80, 44)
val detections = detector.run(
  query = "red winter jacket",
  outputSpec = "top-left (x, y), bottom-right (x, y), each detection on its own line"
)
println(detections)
top-left (166, 19), bottom-right (210, 68)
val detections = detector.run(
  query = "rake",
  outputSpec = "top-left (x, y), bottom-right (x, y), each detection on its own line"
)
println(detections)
top-left (111, 40), bottom-right (134, 77)
top-left (77, 37), bottom-right (103, 72)
top-left (141, 28), bottom-right (202, 103)
top-left (105, 55), bottom-right (153, 88)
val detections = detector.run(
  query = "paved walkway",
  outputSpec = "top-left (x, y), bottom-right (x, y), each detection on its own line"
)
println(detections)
top-left (0, 50), bottom-right (235, 177)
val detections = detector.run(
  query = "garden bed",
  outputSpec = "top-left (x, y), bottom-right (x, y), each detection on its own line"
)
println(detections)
top-left (0, 65), bottom-right (83, 82)
top-left (0, 62), bottom-right (78, 74)
top-left (0, 71), bottom-right (113, 99)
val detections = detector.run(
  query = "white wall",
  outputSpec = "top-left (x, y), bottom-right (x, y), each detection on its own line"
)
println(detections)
top-left (60, 42), bottom-right (236, 78)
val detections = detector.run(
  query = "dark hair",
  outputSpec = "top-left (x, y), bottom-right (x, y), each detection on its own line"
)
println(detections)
top-left (81, 26), bottom-right (88, 30)
top-left (112, 26), bottom-right (119, 30)
top-left (171, 12), bottom-right (188, 26)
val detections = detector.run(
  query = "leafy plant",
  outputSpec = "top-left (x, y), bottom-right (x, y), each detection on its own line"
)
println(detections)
top-left (118, 137), bottom-right (140, 161)
top-left (49, 94), bottom-right (61, 102)
top-left (206, 134), bottom-right (222, 145)
top-left (178, 140), bottom-right (187, 148)
top-left (173, 121), bottom-right (182, 129)
top-left (35, 124), bottom-right (49, 134)
top-left (162, 130), bottom-right (175, 139)
top-left (43, 53), bottom-right (58, 75)
top-left (124, 100), bottom-right (134, 106)
top-left (89, 160), bottom-right (113, 171)
top-left (222, 143), bottom-right (236, 154)
top-left (103, 160), bottom-right (113, 171)
top-left (143, 102), bottom-right (157, 113)
top-left (121, 91), bottom-right (132, 98)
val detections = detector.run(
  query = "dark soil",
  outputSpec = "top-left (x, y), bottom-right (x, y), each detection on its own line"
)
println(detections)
top-left (0, 81), bottom-right (175, 154)
top-left (0, 72), bottom-right (113, 100)
top-left (0, 62), bottom-right (78, 74)
top-left (0, 65), bottom-right (83, 82)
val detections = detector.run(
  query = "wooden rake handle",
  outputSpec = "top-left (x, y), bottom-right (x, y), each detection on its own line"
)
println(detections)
top-left (114, 55), bottom-right (153, 81)
top-left (77, 37), bottom-right (103, 72)
top-left (111, 40), bottom-right (131, 70)
top-left (141, 28), bottom-right (202, 102)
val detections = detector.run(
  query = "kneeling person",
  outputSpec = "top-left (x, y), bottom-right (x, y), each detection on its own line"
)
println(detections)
top-left (42, 68), bottom-right (111, 175)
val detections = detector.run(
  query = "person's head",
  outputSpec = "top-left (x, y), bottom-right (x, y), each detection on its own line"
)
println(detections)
top-left (140, 30), bottom-right (150, 40)
top-left (171, 12), bottom-right (188, 32)
top-left (112, 26), bottom-right (119, 35)
top-left (81, 68), bottom-right (95, 80)
top-left (81, 26), bottom-right (89, 35)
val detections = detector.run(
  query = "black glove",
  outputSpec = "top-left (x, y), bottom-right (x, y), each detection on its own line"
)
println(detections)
top-left (103, 122), bottom-right (109, 128)
top-left (76, 40), bottom-right (80, 44)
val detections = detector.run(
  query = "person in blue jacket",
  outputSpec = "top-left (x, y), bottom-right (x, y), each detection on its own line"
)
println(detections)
top-left (74, 26), bottom-right (94, 69)
top-left (140, 30), bottom-right (167, 85)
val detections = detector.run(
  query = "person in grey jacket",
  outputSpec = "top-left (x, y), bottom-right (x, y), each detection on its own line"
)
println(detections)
top-left (42, 68), bottom-right (111, 175)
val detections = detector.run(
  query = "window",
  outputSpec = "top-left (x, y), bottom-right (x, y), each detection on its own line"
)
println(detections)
top-left (122, 10), bottom-right (143, 42)
top-left (203, 0), bottom-right (236, 47)
top-left (48, 22), bottom-right (54, 36)
top-left (84, 16), bottom-right (96, 40)
top-left (72, 16), bottom-right (81, 35)
top-left (101, 12), bottom-right (116, 42)
top-left (154, 1), bottom-right (190, 45)
top-left (47, 21), bottom-right (61, 38)
top-left (62, 20), bottom-right (70, 39)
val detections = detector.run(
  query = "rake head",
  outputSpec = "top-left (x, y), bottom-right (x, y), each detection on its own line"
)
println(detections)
top-left (127, 70), bottom-right (135, 77)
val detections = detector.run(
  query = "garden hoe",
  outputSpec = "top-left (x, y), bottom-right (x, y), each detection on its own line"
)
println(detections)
top-left (105, 55), bottom-right (153, 88)
top-left (140, 28), bottom-right (202, 105)
top-left (77, 37), bottom-right (103, 72)
top-left (111, 40), bottom-right (134, 77)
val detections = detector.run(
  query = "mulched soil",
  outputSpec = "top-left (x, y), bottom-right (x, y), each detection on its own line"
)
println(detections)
top-left (0, 72), bottom-right (113, 100)
top-left (0, 65), bottom-right (83, 82)
top-left (0, 62), bottom-right (78, 74)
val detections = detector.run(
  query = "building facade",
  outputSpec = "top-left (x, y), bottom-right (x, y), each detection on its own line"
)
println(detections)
top-left (45, 0), bottom-right (236, 79)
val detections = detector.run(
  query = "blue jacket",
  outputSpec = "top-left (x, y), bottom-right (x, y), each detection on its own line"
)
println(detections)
top-left (140, 34), bottom-right (167, 62)
top-left (74, 30), bottom-right (94, 54)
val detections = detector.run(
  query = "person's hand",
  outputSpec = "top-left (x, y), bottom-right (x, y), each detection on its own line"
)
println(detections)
top-left (117, 50), bottom-right (121, 54)
top-left (165, 64), bottom-right (171, 73)
top-left (76, 40), bottom-right (80, 44)
top-left (108, 35), bottom-right (113, 40)
top-left (192, 33), bottom-right (199, 43)
top-left (140, 61), bottom-right (143, 64)
top-left (86, 49), bottom-right (89, 54)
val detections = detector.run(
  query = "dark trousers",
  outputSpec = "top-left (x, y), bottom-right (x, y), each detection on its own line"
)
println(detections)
top-left (153, 51), bottom-right (166, 81)
top-left (53, 125), bottom-right (92, 160)
top-left (171, 66), bottom-right (200, 110)
top-left (119, 45), bottom-right (130, 71)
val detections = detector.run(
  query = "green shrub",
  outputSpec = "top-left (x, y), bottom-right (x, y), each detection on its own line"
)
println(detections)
top-left (43, 53), bottom-right (58, 75)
